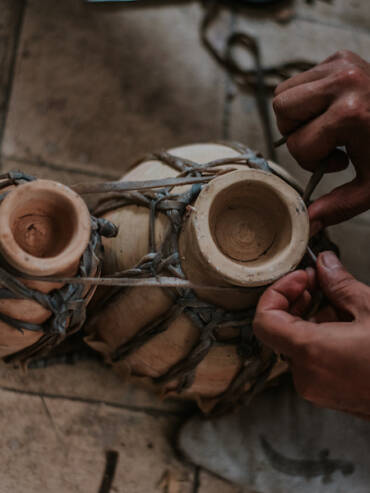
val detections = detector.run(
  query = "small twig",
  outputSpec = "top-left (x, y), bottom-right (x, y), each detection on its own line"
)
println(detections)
top-left (273, 135), bottom-right (287, 148)
top-left (306, 246), bottom-right (318, 264)
top-left (98, 450), bottom-right (119, 493)
top-left (72, 175), bottom-right (216, 195)
top-left (19, 275), bottom-right (249, 292)
top-left (302, 161), bottom-right (327, 204)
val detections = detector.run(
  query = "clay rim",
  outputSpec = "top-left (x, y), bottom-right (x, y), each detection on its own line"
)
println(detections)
top-left (192, 169), bottom-right (309, 288)
top-left (0, 179), bottom-right (91, 276)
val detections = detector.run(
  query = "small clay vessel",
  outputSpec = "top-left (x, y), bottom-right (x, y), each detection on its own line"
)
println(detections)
top-left (180, 167), bottom-right (308, 310)
top-left (0, 178), bottom-right (92, 359)
top-left (86, 143), bottom-right (309, 413)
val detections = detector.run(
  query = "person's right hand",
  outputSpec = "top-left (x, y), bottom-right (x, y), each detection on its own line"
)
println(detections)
top-left (253, 251), bottom-right (370, 418)
top-left (273, 50), bottom-right (370, 234)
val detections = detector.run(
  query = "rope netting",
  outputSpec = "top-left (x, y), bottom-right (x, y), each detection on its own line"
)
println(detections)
top-left (0, 144), bottom-right (337, 413)
top-left (77, 143), bottom-right (336, 414)
top-left (0, 171), bottom-right (117, 365)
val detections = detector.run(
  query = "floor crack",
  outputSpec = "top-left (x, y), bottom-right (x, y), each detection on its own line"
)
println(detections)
top-left (0, 0), bottom-right (27, 170)
top-left (40, 395), bottom-right (67, 454)
top-left (2, 154), bottom-right (120, 180)
top-left (0, 384), bottom-right (190, 419)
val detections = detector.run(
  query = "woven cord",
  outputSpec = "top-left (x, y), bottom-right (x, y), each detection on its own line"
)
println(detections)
top-left (0, 172), bottom-right (117, 365)
top-left (75, 143), bottom-right (337, 415)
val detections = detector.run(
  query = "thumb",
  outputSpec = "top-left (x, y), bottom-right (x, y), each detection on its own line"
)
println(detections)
top-left (317, 251), bottom-right (369, 318)
top-left (253, 270), bottom-right (316, 356)
top-left (309, 178), bottom-right (370, 233)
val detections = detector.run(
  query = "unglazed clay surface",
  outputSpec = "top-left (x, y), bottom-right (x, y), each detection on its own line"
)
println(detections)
top-left (215, 206), bottom-right (275, 262)
top-left (11, 194), bottom-right (76, 259)
top-left (87, 143), bottom-right (309, 409)
top-left (0, 180), bottom-right (92, 357)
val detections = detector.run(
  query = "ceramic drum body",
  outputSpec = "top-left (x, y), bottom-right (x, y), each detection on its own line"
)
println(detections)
top-left (0, 176), bottom-right (105, 362)
top-left (87, 143), bottom-right (309, 413)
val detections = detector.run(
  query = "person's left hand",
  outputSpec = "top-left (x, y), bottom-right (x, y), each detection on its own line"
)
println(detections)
top-left (253, 251), bottom-right (370, 417)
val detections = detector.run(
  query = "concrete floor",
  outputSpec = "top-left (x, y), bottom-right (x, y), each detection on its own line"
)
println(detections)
top-left (0, 0), bottom-right (368, 491)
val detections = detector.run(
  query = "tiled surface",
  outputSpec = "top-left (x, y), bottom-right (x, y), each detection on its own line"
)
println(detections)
top-left (0, 0), bottom-right (23, 137)
top-left (295, 0), bottom-right (370, 31)
top-left (198, 470), bottom-right (243, 493)
top-left (1, 157), bottom-right (114, 184)
top-left (0, 1), bottom-right (368, 492)
top-left (0, 387), bottom-right (194, 493)
top-left (328, 220), bottom-right (370, 285)
top-left (229, 11), bottom-right (370, 186)
top-left (1, 158), bottom-right (117, 210)
top-left (0, 359), bottom-right (190, 414)
top-left (2, 0), bottom-right (224, 176)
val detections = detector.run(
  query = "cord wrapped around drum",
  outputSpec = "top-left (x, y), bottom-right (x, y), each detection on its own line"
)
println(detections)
top-left (0, 143), bottom-right (337, 414)
top-left (72, 142), bottom-right (337, 415)
top-left (0, 171), bottom-right (117, 365)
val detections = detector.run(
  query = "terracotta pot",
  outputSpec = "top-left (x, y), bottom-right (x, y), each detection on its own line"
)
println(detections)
top-left (0, 179), bottom-right (92, 359)
top-left (86, 143), bottom-right (309, 412)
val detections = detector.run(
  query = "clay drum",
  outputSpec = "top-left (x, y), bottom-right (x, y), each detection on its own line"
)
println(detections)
top-left (86, 143), bottom-right (309, 413)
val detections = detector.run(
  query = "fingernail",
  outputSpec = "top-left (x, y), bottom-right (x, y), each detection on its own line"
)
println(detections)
top-left (321, 251), bottom-right (340, 270)
top-left (310, 220), bottom-right (323, 237)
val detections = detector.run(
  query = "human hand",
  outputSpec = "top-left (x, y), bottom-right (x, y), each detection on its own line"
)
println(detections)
top-left (253, 251), bottom-right (370, 417)
top-left (273, 50), bottom-right (370, 234)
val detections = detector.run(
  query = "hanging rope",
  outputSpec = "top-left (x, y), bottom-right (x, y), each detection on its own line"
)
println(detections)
top-left (200, 1), bottom-right (315, 160)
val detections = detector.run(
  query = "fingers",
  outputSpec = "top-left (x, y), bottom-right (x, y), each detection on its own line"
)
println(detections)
top-left (278, 144), bottom-right (348, 175)
top-left (274, 61), bottom-right (337, 96)
top-left (274, 50), bottom-right (363, 97)
top-left (318, 148), bottom-right (349, 173)
top-left (254, 308), bottom-right (310, 356)
top-left (317, 251), bottom-right (370, 318)
top-left (305, 266), bottom-right (316, 291)
top-left (273, 77), bottom-right (333, 135)
top-left (309, 304), bottom-right (339, 323)
top-left (253, 271), bottom-right (316, 355)
top-left (274, 78), bottom-right (351, 172)
top-left (305, 149), bottom-right (349, 175)
top-left (290, 290), bottom-right (312, 316)
top-left (308, 176), bottom-right (370, 229)
top-left (284, 111), bottom-right (344, 171)
top-left (323, 49), bottom-right (366, 68)
top-left (256, 270), bottom-right (308, 312)
top-left (290, 267), bottom-right (316, 316)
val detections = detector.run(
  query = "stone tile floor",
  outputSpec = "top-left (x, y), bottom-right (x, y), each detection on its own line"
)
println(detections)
top-left (0, 0), bottom-right (368, 491)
